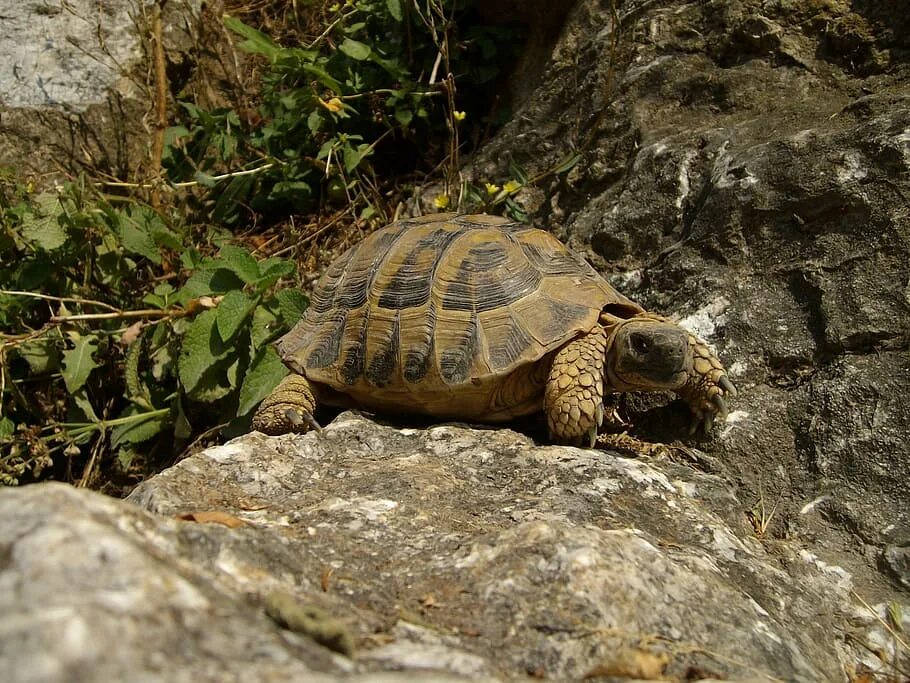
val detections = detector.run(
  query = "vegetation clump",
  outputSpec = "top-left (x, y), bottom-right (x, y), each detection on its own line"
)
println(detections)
top-left (0, 0), bottom-right (560, 489)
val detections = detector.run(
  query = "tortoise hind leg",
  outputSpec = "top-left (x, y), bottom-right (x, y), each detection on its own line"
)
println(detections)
top-left (252, 374), bottom-right (321, 435)
top-left (543, 328), bottom-right (608, 447)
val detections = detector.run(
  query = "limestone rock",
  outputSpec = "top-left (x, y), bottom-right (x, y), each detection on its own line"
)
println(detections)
top-left (4, 414), bottom-right (906, 680)
top-left (126, 413), bottom-right (900, 680)
top-left (468, 0), bottom-right (910, 598)
top-left (0, 0), bottom-right (200, 178)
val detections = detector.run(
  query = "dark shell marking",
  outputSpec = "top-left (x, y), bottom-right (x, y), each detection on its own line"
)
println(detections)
top-left (278, 214), bottom-right (638, 411)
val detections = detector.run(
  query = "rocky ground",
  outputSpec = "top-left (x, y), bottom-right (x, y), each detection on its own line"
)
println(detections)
top-left (465, 0), bottom-right (910, 603)
top-left (1, 0), bottom-right (909, 680)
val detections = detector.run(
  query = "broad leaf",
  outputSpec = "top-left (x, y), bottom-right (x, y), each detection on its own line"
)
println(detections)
top-left (386, 0), bottom-right (403, 21)
top-left (71, 388), bottom-right (99, 422)
top-left (256, 258), bottom-right (296, 291)
top-left (339, 38), bottom-right (371, 61)
top-left (216, 290), bottom-right (256, 342)
top-left (176, 267), bottom-right (244, 304)
top-left (21, 193), bottom-right (67, 251)
top-left (343, 143), bottom-right (373, 173)
top-left (17, 338), bottom-right (60, 374)
top-left (218, 245), bottom-right (261, 283)
top-left (276, 288), bottom-right (308, 326)
top-left (178, 310), bottom-right (232, 394)
top-left (115, 206), bottom-right (163, 263)
top-left (62, 336), bottom-right (99, 393)
top-left (0, 417), bottom-right (14, 440)
top-left (250, 305), bottom-right (280, 352)
top-left (111, 409), bottom-right (169, 447)
top-left (238, 346), bottom-right (288, 416)
top-left (224, 15), bottom-right (281, 60)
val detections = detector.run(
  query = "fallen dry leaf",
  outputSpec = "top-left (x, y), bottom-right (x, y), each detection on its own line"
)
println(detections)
top-left (176, 511), bottom-right (247, 528)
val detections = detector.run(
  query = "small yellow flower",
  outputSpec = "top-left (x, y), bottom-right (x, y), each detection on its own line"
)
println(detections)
top-left (503, 180), bottom-right (521, 194)
top-left (453, 111), bottom-right (466, 122)
top-left (319, 97), bottom-right (344, 113)
top-left (484, 182), bottom-right (500, 195)
top-left (434, 194), bottom-right (450, 209)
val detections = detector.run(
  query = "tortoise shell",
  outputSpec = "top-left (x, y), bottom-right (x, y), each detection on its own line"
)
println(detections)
top-left (276, 213), bottom-right (644, 420)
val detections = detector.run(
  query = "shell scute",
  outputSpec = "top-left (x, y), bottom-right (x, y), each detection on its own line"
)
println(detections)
top-left (277, 214), bottom-right (630, 417)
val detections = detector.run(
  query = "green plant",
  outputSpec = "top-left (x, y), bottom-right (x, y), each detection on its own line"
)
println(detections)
top-left (0, 177), bottom-right (303, 486)
top-left (0, 1), bottom-right (525, 489)
top-left (165, 0), bottom-right (517, 225)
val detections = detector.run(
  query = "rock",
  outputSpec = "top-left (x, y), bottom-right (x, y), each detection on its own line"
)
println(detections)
top-left (0, 476), bottom-right (467, 683)
top-left (0, 0), bottom-right (200, 178)
top-left (468, 0), bottom-right (910, 598)
top-left (3, 414), bottom-right (904, 680)
top-left (123, 412), bottom-right (905, 681)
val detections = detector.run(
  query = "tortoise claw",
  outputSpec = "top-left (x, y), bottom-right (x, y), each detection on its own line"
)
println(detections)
top-left (284, 408), bottom-right (323, 433)
top-left (711, 393), bottom-right (728, 418)
top-left (719, 375), bottom-right (737, 398)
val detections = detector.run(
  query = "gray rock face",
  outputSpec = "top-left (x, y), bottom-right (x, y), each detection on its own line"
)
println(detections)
top-left (470, 0), bottom-right (910, 597)
top-left (1, 0), bottom-right (143, 110)
top-left (3, 0), bottom-right (909, 680)
top-left (3, 413), bottom-right (906, 681)
top-left (0, 0), bottom-right (199, 177)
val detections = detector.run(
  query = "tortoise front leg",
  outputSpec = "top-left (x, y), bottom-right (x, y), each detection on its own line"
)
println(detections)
top-left (677, 330), bottom-right (737, 433)
top-left (543, 329), bottom-right (608, 447)
top-left (252, 374), bottom-right (322, 435)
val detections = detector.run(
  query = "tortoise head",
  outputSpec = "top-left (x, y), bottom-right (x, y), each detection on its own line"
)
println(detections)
top-left (605, 318), bottom-right (691, 392)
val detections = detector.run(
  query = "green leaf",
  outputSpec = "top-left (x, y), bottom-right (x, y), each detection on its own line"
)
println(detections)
top-left (386, 0), bottom-right (403, 21)
top-left (62, 336), bottom-right (99, 393)
top-left (151, 224), bottom-right (183, 251)
top-left (343, 143), bottom-right (373, 173)
top-left (552, 153), bottom-right (583, 176)
top-left (509, 161), bottom-right (529, 185)
top-left (226, 354), bottom-right (241, 390)
top-left (307, 109), bottom-right (324, 133)
top-left (173, 397), bottom-right (192, 439)
top-left (117, 446), bottom-right (137, 470)
top-left (0, 417), bottom-right (14, 440)
top-left (301, 63), bottom-right (343, 93)
top-left (224, 15), bottom-right (281, 60)
top-left (256, 258), bottom-right (295, 291)
top-left (394, 108), bottom-right (413, 127)
top-left (217, 290), bottom-right (256, 343)
top-left (176, 267), bottom-right (244, 304)
top-left (238, 346), bottom-right (288, 416)
top-left (250, 306), bottom-right (280, 352)
top-left (275, 288), bottom-right (308, 326)
top-left (17, 338), bottom-right (60, 374)
top-left (114, 206), bottom-right (162, 264)
top-left (218, 245), bottom-right (261, 283)
top-left (186, 362), bottom-right (234, 402)
top-left (71, 388), bottom-right (99, 422)
top-left (178, 310), bottom-right (232, 394)
top-left (339, 38), bottom-right (371, 61)
top-left (111, 409), bottom-right (169, 447)
top-left (21, 193), bottom-right (67, 251)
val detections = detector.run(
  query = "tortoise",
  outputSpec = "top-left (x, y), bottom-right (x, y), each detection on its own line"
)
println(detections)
top-left (252, 213), bottom-right (736, 446)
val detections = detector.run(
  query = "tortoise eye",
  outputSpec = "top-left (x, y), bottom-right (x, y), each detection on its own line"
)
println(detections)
top-left (631, 334), bottom-right (651, 354)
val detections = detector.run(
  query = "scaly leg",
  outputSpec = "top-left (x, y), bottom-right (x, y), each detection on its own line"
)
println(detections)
top-left (544, 329), bottom-right (608, 447)
top-left (677, 329), bottom-right (737, 433)
top-left (251, 374), bottom-right (321, 435)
